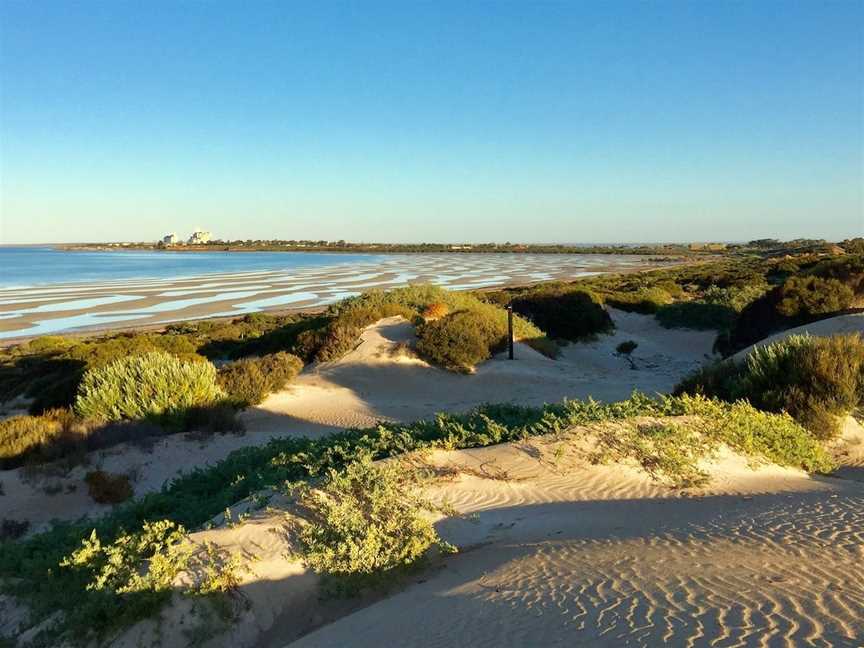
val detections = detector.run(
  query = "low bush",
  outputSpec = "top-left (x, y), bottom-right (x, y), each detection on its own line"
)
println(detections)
top-left (415, 310), bottom-right (500, 371)
top-left (85, 470), bottom-right (133, 504)
top-left (74, 352), bottom-right (225, 424)
top-left (603, 287), bottom-right (673, 314)
top-left (701, 282), bottom-right (769, 313)
top-left (655, 301), bottom-right (736, 330)
top-left (286, 454), bottom-right (454, 596)
top-left (722, 273), bottom-right (859, 354)
top-left (510, 289), bottom-right (612, 341)
top-left (591, 420), bottom-right (714, 488)
top-left (616, 340), bottom-right (638, 355)
top-left (59, 520), bottom-right (190, 627)
top-left (217, 358), bottom-right (269, 406)
top-left (0, 413), bottom-right (63, 467)
top-left (307, 303), bottom-right (418, 363)
top-left (677, 333), bottom-right (864, 439)
top-left (0, 409), bottom-right (81, 468)
top-left (775, 276), bottom-right (854, 318)
top-left (218, 352), bottom-right (303, 406)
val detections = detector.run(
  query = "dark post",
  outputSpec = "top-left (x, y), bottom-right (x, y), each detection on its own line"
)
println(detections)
top-left (506, 304), bottom-right (514, 359)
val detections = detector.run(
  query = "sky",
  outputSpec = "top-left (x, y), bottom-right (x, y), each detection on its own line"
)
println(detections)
top-left (0, 1), bottom-right (862, 244)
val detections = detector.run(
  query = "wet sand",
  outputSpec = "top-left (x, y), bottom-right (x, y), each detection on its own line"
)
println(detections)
top-left (0, 253), bottom-right (661, 341)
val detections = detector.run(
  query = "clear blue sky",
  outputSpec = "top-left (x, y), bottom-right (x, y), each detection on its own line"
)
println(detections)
top-left (1, 1), bottom-right (862, 244)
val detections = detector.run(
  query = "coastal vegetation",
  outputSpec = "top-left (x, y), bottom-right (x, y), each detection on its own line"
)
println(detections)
top-left (676, 333), bottom-right (864, 440)
top-left (1, 249), bottom-right (862, 470)
top-left (74, 352), bottom-right (225, 424)
top-left (217, 351), bottom-right (303, 406)
top-left (0, 392), bottom-right (832, 645)
top-left (286, 453), bottom-right (456, 597)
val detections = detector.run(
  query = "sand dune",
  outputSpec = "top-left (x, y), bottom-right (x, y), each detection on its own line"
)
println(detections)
top-left (0, 310), bottom-right (716, 531)
top-left (107, 432), bottom-right (864, 648)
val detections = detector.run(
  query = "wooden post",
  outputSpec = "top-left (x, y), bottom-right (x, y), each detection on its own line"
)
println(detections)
top-left (506, 304), bottom-right (514, 359)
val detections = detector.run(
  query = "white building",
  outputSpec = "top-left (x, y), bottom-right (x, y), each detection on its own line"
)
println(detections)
top-left (188, 229), bottom-right (212, 245)
top-left (162, 233), bottom-right (178, 245)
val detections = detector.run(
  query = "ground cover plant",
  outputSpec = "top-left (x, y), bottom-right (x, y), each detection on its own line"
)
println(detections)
top-left (285, 453), bottom-right (455, 596)
top-left (676, 333), bottom-right (864, 439)
top-left (0, 391), bottom-right (832, 646)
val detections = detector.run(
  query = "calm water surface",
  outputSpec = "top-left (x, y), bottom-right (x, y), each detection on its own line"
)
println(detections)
top-left (0, 247), bottom-right (380, 288)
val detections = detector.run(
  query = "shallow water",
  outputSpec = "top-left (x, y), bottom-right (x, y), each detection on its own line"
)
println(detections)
top-left (0, 248), bottom-right (659, 339)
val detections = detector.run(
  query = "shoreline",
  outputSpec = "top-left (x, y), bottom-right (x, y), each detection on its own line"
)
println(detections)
top-left (0, 255), bottom-right (686, 344)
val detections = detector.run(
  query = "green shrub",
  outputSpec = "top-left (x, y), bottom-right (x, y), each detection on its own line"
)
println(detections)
top-left (775, 276), bottom-right (854, 318)
top-left (218, 352), bottom-right (303, 406)
top-left (0, 409), bottom-right (82, 468)
top-left (85, 470), bottom-right (133, 504)
top-left (510, 289), bottom-right (612, 340)
top-left (287, 454), bottom-right (454, 596)
top-left (723, 275), bottom-right (857, 354)
top-left (415, 310), bottom-right (505, 372)
top-left (325, 285), bottom-right (552, 367)
top-left (75, 352), bottom-right (224, 423)
top-left (0, 413), bottom-right (63, 467)
top-left (655, 301), bottom-right (735, 330)
top-left (604, 287), bottom-right (673, 314)
top-left (307, 303), bottom-right (418, 363)
top-left (217, 359), bottom-right (269, 406)
top-left (677, 333), bottom-right (864, 439)
top-left (701, 282), bottom-right (769, 312)
top-left (60, 520), bottom-right (189, 597)
top-left (591, 420), bottom-right (715, 488)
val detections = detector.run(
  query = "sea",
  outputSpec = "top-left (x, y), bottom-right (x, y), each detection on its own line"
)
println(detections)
top-left (0, 246), bottom-right (378, 289)
top-left (0, 246), bottom-right (657, 339)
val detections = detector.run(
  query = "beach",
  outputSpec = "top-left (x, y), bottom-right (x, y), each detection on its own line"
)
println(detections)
top-left (0, 250), bottom-right (661, 340)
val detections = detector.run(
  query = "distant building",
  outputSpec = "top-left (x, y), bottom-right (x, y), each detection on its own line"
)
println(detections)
top-left (162, 233), bottom-right (178, 245)
top-left (188, 229), bottom-right (212, 245)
